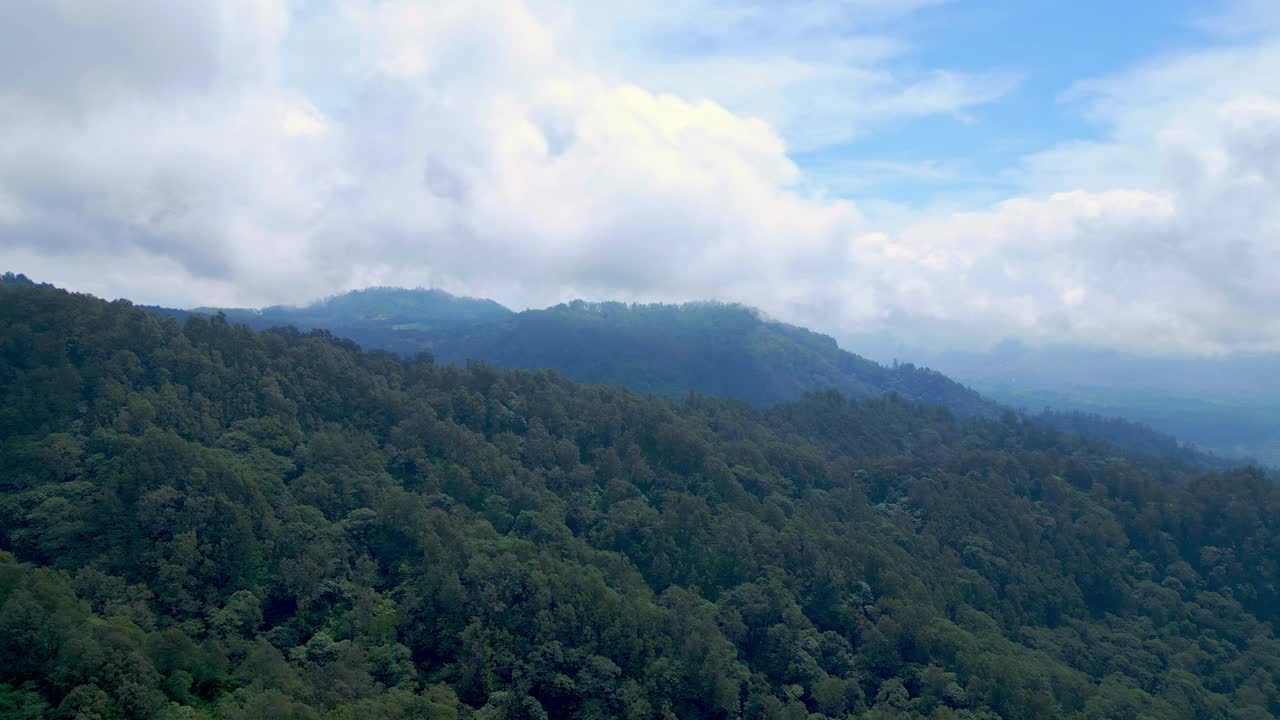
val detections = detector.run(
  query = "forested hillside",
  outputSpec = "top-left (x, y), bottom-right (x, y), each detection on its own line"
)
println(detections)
top-left (422, 301), bottom-right (999, 417)
top-left (1031, 410), bottom-right (1246, 471)
top-left (165, 290), bottom-right (1228, 467)
top-left (168, 292), bottom-right (999, 418)
top-left (126, 285), bottom-right (1276, 469)
top-left (859, 338), bottom-right (1280, 466)
top-left (419, 303), bottom-right (1242, 467)
top-left (2, 283), bottom-right (1278, 719)
top-left (148, 287), bottom-right (513, 353)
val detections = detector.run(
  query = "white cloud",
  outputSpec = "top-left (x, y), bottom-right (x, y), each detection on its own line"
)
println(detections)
top-left (871, 89), bottom-right (1280, 353)
top-left (0, 0), bottom-right (871, 310)
top-left (545, 0), bottom-right (1014, 152)
top-left (1, 0), bottom-right (1279, 355)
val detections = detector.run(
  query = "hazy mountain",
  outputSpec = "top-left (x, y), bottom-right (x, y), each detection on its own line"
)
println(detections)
top-left (849, 335), bottom-right (1280, 465)
top-left (421, 300), bottom-right (1002, 416)
top-left (163, 290), bottom-right (996, 417)
top-left (158, 286), bottom-right (514, 356)
top-left (128, 285), bottom-right (1238, 468)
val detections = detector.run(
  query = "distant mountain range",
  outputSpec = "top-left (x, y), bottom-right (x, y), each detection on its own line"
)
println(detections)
top-left (145, 286), bottom-right (999, 415)
top-left (847, 333), bottom-right (1280, 466)
top-left (112, 281), bottom-right (1244, 470)
top-left (144, 286), bottom-right (513, 347)
top-left (422, 300), bottom-right (1005, 416)
top-left (3, 273), bottom-right (1248, 469)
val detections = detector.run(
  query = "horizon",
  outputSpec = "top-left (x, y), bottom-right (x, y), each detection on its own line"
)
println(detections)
top-left (13, 268), bottom-right (1280, 466)
top-left (13, 269), bottom-right (1280, 365)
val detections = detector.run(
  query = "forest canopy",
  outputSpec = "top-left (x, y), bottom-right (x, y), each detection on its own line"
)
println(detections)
top-left (1, 282), bottom-right (1277, 719)
top-left (152, 288), bottom-right (1235, 469)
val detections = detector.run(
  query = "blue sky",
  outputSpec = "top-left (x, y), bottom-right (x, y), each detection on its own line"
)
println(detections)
top-left (2, 0), bottom-right (1280, 354)
top-left (589, 1), bottom-right (1255, 202)
top-left (794, 0), bottom-right (1216, 204)
top-left (651, 0), bottom-right (1234, 208)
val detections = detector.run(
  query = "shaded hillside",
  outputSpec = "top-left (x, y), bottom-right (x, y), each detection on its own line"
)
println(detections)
top-left (162, 287), bottom-right (514, 354)
top-left (153, 291), bottom-right (998, 417)
top-left (1034, 409), bottom-right (1252, 471)
top-left (423, 301), bottom-right (1001, 417)
top-left (856, 336), bottom-right (1280, 466)
top-left (0, 271), bottom-right (48, 289)
top-left (2, 282), bottom-right (1279, 719)
top-left (15, 277), bottom-right (1240, 468)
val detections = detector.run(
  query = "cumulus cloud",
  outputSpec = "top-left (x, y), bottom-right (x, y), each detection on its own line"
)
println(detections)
top-left (553, 0), bottom-right (1016, 151)
top-left (875, 37), bottom-right (1280, 354)
top-left (1, 0), bottom-right (1279, 354)
top-left (0, 0), bottom-right (871, 309)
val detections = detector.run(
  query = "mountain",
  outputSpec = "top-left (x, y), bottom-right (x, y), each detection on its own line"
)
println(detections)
top-left (421, 300), bottom-right (1001, 416)
top-left (158, 286), bottom-right (514, 356)
top-left (851, 337), bottom-right (1280, 466)
top-left (171, 291), bottom-right (1000, 418)
top-left (2, 280), bottom-right (1279, 719)
top-left (167, 289), bottom-right (1237, 468)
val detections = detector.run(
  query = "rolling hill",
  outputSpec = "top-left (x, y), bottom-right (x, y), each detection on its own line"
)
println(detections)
top-left (156, 289), bottom-right (1000, 417)
top-left (154, 287), bottom-right (1240, 468)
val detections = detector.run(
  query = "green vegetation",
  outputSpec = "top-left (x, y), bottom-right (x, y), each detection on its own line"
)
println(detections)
top-left (163, 288), bottom-right (1231, 469)
top-left (2, 282), bottom-right (1278, 719)
top-left (148, 286), bottom-right (513, 355)
top-left (981, 384), bottom-right (1280, 467)
top-left (1031, 409), bottom-right (1245, 471)
top-left (168, 291), bottom-right (1000, 417)
top-left (424, 301), bottom-right (1001, 417)
top-left (891, 339), bottom-right (1280, 467)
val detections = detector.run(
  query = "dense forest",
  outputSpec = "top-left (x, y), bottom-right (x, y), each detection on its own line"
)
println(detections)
top-left (1031, 410), bottom-right (1243, 471)
top-left (139, 285), bottom-right (999, 417)
top-left (7, 275), bottom-right (1227, 473)
top-left (888, 339), bottom-right (1280, 466)
top-left (143, 287), bottom-right (513, 348)
top-left (148, 283), bottom-right (1232, 469)
top-left (2, 282), bottom-right (1278, 719)
top-left (419, 301), bottom-right (999, 416)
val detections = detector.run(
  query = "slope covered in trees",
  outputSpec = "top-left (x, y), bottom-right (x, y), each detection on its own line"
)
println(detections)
top-left (148, 287), bottom-right (513, 355)
top-left (842, 336), bottom-right (1280, 467)
top-left (1032, 410), bottom-right (1246, 470)
top-left (422, 301), bottom-right (1001, 417)
top-left (170, 292), bottom-right (999, 418)
top-left (2, 282), bottom-right (1278, 719)
top-left (169, 290), bottom-right (1232, 467)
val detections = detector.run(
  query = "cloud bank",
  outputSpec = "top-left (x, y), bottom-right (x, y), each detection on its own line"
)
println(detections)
top-left (2, 0), bottom-right (1280, 354)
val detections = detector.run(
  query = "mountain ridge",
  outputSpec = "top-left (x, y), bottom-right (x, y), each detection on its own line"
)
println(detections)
top-left (846, 333), bottom-right (1280, 465)
top-left (145, 289), bottom-right (1002, 417)
top-left (8, 275), bottom-right (1246, 470)
top-left (160, 286), bottom-right (1245, 468)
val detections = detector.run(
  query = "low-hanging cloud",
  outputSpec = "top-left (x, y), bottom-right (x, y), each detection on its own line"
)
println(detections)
top-left (1, 0), bottom-right (1279, 354)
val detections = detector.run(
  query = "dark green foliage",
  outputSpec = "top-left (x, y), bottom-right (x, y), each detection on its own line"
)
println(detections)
top-left (2, 283), bottom-right (1279, 719)
top-left (153, 286), bottom-right (514, 356)
top-left (423, 300), bottom-right (1000, 416)
top-left (1035, 410), bottom-right (1243, 470)
top-left (178, 293), bottom-right (999, 416)
top-left (151, 288), bottom-right (1249, 469)
top-left (0, 272), bottom-right (40, 288)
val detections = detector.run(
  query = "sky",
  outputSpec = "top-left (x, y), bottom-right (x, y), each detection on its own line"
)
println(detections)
top-left (2, 0), bottom-right (1280, 354)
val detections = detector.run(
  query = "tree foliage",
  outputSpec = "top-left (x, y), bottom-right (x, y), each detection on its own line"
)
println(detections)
top-left (1, 283), bottom-right (1278, 719)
